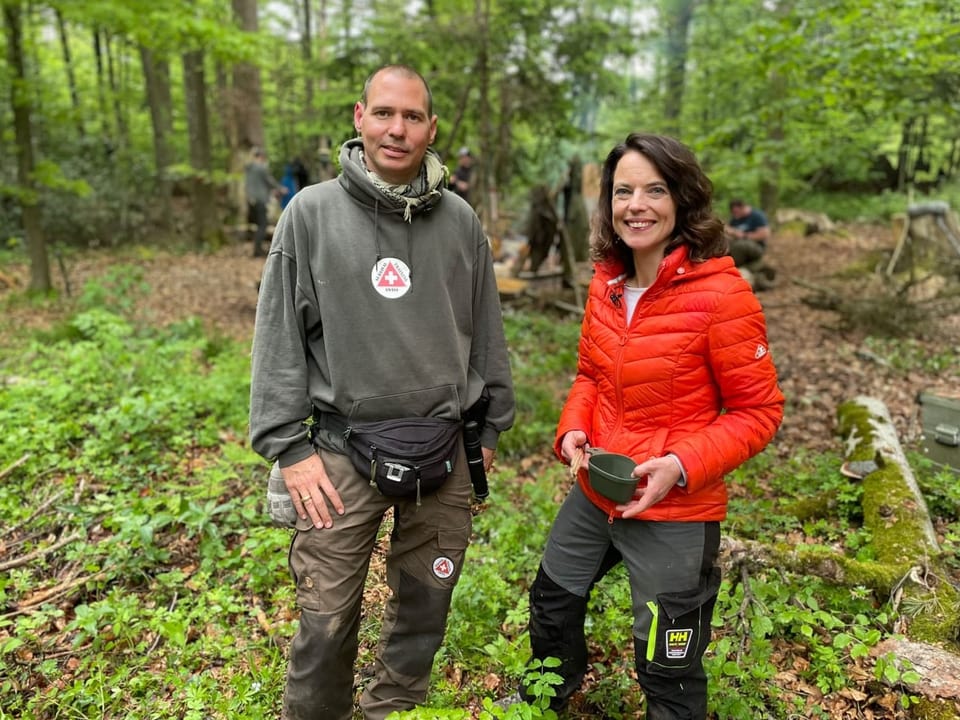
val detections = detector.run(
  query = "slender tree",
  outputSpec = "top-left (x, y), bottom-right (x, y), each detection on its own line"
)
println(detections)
top-left (231, 0), bottom-right (264, 152)
top-left (139, 46), bottom-right (174, 231)
top-left (54, 8), bottom-right (84, 138)
top-left (182, 47), bottom-right (223, 248)
top-left (4, 0), bottom-right (51, 292)
top-left (230, 0), bottom-right (265, 219)
top-left (660, 0), bottom-right (696, 136)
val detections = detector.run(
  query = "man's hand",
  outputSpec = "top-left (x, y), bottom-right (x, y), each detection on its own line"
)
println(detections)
top-left (281, 453), bottom-right (345, 529)
top-left (616, 455), bottom-right (682, 518)
top-left (481, 446), bottom-right (496, 473)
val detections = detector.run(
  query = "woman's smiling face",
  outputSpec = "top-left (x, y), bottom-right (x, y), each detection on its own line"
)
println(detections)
top-left (611, 150), bottom-right (676, 258)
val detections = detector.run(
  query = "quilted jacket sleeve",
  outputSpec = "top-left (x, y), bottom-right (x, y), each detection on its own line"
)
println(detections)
top-left (554, 293), bottom-right (600, 459)
top-left (666, 282), bottom-right (784, 492)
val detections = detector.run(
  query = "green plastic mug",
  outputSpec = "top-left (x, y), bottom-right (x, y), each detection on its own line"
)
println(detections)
top-left (588, 452), bottom-right (638, 503)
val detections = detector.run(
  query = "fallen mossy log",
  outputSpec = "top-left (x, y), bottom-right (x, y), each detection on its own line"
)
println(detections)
top-left (722, 396), bottom-right (960, 716)
top-left (837, 395), bottom-right (940, 561)
top-left (838, 396), bottom-right (960, 717)
top-left (720, 537), bottom-right (931, 597)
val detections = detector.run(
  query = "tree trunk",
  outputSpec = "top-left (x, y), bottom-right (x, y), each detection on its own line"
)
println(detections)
top-left (837, 396), bottom-right (939, 558)
top-left (661, 0), bottom-right (696, 136)
top-left (896, 118), bottom-right (915, 193)
top-left (314, 0), bottom-right (334, 183)
top-left (230, 0), bottom-right (265, 221)
top-left (440, 73), bottom-right (475, 162)
top-left (182, 49), bottom-right (223, 249)
top-left (92, 28), bottom-right (111, 140)
top-left (231, 0), bottom-right (265, 151)
top-left (302, 0), bottom-right (313, 112)
top-left (104, 33), bottom-right (128, 147)
top-left (55, 8), bottom-right (84, 138)
top-left (4, 1), bottom-right (51, 292)
top-left (759, 67), bottom-right (785, 220)
top-left (836, 398), bottom-right (959, 691)
top-left (139, 46), bottom-right (175, 233)
top-left (474, 0), bottom-right (493, 233)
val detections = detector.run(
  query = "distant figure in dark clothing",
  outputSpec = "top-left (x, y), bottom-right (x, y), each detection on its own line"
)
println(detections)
top-left (725, 199), bottom-right (777, 289)
top-left (449, 146), bottom-right (473, 202)
top-left (280, 157), bottom-right (312, 210)
top-left (291, 156), bottom-right (310, 192)
top-left (280, 164), bottom-right (298, 210)
top-left (524, 185), bottom-right (559, 274)
top-left (725, 199), bottom-right (770, 267)
top-left (245, 148), bottom-right (287, 257)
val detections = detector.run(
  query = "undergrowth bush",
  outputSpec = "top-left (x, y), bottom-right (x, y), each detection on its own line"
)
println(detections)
top-left (1, 271), bottom-right (953, 718)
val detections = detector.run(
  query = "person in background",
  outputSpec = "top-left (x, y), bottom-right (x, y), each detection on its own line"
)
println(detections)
top-left (249, 64), bottom-right (515, 720)
top-left (281, 157), bottom-right (312, 210)
top-left (725, 198), bottom-right (770, 267)
top-left (280, 162), bottom-right (298, 210)
top-left (244, 147), bottom-right (287, 257)
top-left (291, 156), bottom-right (310, 192)
top-left (507, 133), bottom-right (784, 719)
top-left (449, 146), bottom-right (473, 202)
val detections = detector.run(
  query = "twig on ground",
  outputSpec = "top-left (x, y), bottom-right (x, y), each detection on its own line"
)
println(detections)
top-left (0, 453), bottom-right (30, 481)
top-left (1, 489), bottom-right (67, 540)
top-left (2, 570), bottom-right (108, 618)
top-left (0, 531), bottom-right (84, 572)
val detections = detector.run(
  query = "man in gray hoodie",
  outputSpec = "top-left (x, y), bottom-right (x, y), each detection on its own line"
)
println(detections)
top-left (249, 64), bottom-right (515, 720)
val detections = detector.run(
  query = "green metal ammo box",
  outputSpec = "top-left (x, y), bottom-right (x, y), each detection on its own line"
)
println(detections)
top-left (917, 391), bottom-right (960, 473)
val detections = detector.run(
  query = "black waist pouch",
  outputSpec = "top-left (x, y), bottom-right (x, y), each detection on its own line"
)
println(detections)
top-left (343, 416), bottom-right (462, 502)
top-left (644, 567), bottom-right (722, 676)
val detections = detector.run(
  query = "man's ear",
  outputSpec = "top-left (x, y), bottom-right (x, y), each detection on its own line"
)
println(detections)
top-left (354, 102), bottom-right (365, 134)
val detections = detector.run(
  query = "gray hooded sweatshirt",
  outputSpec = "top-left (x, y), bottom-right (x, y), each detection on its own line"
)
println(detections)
top-left (249, 140), bottom-right (515, 468)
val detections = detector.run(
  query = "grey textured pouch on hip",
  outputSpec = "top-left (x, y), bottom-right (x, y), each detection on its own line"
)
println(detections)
top-left (267, 462), bottom-right (298, 527)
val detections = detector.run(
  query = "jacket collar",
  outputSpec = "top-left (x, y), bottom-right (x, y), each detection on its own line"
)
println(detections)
top-left (597, 244), bottom-right (692, 288)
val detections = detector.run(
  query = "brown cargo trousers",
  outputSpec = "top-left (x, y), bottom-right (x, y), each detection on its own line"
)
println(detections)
top-left (282, 443), bottom-right (473, 720)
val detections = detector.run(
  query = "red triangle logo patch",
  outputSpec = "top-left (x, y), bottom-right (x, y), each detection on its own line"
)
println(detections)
top-left (377, 261), bottom-right (408, 289)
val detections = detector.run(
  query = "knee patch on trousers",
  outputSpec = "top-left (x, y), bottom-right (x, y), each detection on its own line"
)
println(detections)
top-left (527, 566), bottom-right (589, 707)
top-left (380, 568), bottom-right (454, 678)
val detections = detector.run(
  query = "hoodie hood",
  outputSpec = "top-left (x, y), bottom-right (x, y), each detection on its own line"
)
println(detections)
top-left (338, 138), bottom-right (447, 222)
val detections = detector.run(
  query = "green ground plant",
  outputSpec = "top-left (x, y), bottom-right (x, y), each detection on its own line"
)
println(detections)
top-left (1, 272), bottom-right (957, 719)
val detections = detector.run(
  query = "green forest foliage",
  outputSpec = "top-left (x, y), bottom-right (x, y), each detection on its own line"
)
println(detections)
top-left (1, 0), bottom-right (959, 260)
top-left (1, 272), bottom-right (958, 717)
top-left (2, 3), bottom-right (960, 716)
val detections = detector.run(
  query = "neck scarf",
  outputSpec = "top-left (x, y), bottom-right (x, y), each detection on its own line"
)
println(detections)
top-left (359, 148), bottom-right (449, 222)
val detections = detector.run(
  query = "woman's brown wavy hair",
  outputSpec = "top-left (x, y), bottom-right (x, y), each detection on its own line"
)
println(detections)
top-left (591, 133), bottom-right (727, 273)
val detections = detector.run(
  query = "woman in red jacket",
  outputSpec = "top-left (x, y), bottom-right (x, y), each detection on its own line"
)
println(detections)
top-left (518, 134), bottom-right (784, 718)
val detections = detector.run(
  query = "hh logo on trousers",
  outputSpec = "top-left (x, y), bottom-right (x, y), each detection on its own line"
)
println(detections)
top-left (665, 629), bottom-right (693, 659)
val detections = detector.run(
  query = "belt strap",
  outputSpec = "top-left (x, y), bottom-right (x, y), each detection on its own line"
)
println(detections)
top-left (314, 409), bottom-right (350, 437)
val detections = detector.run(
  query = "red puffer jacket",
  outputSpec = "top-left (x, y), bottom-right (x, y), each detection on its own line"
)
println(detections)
top-left (555, 245), bottom-right (784, 521)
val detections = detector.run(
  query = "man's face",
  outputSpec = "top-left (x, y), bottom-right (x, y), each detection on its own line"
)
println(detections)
top-left (354, 70), bottom-right (437, 185)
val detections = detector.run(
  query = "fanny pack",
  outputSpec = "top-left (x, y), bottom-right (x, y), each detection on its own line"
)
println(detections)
top-left (317, 412), bottom-right (462, 503)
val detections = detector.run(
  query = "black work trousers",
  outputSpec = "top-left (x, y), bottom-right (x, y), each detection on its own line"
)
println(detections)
top-left (525, 485), bottom-right (720, 719)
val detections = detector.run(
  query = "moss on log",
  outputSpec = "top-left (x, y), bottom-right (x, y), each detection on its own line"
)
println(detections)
top-left (835, 396), bottom-right (960, 717)
top-left (836, 396), bottom-right (939, 559)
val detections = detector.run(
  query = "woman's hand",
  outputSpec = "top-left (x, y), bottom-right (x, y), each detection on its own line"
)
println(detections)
top-left (616, 455), bottom-right (682, 518)
top-left (560, 430), bottom-right (589, 465)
